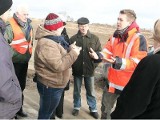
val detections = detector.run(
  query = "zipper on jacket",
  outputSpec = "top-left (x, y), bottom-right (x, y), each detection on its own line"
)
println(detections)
top-left (46, 82), bottom-right (49, 88)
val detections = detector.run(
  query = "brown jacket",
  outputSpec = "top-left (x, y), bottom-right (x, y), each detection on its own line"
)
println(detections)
top-left (34, 25), bottom-right (78, 88)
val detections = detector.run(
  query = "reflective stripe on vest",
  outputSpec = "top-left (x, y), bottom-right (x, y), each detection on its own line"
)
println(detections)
top-left (125, 33), bottom-right (140, 58)
top-left (100, 37), bottom-right (115, 59)
top-left (131, 57), bottom-right (140, 64)
top-left (100, 48), bottom-right (113, 60)
top-left (111, 37), bottom-right (115, 46)
top-left (109, 82), bottom-right (124, 91)
top-left (120, 33), bottom-right (140, 70)
top-left (9, 18), bottom-right (32, 54)
top-left (10, 38), bottom-right (26, 45)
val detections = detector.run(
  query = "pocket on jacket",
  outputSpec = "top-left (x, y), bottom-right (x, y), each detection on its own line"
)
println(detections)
top-left (88, 42), bottom-right (97, 50)
top-left (8, 80), bottom-right (22, 104)
top-left (0, 99), bottom-right (21, 119)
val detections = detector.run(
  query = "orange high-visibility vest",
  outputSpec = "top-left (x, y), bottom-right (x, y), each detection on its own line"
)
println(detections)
top-left (101, 28), bottom-right (147, 93)
top-left (9, 18), bottom-right (33, 54)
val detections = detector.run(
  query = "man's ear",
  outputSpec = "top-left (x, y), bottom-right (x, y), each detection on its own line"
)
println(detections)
top-left (128, 20), bottom-right (133, 26)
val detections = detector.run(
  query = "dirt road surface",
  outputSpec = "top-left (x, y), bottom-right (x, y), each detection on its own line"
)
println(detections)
top-left (20, 63), bottom-right (104, 119)
top-left (23, 82), bottom-right (103, 119)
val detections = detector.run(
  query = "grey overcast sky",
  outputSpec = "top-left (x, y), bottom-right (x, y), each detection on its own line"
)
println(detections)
top-left (12, 0), bottom-right (160, 29)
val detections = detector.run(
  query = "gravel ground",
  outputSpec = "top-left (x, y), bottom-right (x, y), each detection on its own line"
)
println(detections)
top-left (20, 66), bottom-right (105, 119)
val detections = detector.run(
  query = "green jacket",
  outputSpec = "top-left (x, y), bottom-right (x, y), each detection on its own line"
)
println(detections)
top-left (69, 30), bottom-right (102, 77)
top-left (4, 14), bottom-right (33, 63)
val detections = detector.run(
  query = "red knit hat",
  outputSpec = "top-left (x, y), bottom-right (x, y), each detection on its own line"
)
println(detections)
top-left (44, 13), bottom-right (64, 31)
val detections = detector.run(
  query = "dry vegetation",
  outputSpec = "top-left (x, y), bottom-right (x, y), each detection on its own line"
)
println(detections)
top-left (31, 18), bottom-right (154, 47)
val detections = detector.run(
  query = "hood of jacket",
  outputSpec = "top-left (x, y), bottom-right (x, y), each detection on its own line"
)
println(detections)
top-left (35, 24), bottom-right (58, 40)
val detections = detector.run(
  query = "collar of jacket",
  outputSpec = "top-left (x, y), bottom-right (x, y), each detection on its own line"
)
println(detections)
top-left (127, 27), bottom-right (138, 36)
top-left (113, 21), bottom-right (139, 42)
top-left (77, 30), bottom-right (91, 38)
top-left (13, 13), bottom-right (31, 28)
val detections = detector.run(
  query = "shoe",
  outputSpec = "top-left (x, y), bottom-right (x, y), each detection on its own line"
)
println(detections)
top-left (90, 112), bottom-right (99, 119)
top-left (101, 112), bottom-right (107, 119)
top-left (17, 110), bottom-right (28, 117)
top-left (14, 115), bottom-right (18, 119)
top-left (72, 109), bottom-right (79, 116)
top-left (50, 114), bottom-right (55, 119)
top-left (56, 114), bottom-right (63, 119)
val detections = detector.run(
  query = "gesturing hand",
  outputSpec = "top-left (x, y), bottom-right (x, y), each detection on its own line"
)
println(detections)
top-left (89, 48), bottom-right (99, 59)
top-left (103, 57), bottom-right (116, 64)
top-left (72, 46), bottom-right (82, 55)
top-left (70, 41), bottom-right (77, 49)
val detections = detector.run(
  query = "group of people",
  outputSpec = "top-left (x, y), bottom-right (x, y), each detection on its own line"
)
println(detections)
top-left (1, 0), bottom-right (160, 119)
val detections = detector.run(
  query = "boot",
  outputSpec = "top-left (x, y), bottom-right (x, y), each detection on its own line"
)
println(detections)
top-left (16, 107), bottom-right (28, 117)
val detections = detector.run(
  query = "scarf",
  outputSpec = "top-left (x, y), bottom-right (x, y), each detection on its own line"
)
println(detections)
top-left (13, 13), bottom-right (32, 28)
top-left (114, 21), bottom-right (140, 42)
top-left (44, 35), bottom-right (69, 51)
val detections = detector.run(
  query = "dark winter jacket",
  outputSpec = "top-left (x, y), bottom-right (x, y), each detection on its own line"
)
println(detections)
top-left (69, 30), bottom-right (102, 77)
top-left (61, 27), bottom-right (69, 44)
top-left (111, 51), bottom-right (160, 119)
top-left (0, 18), bottom-right (22, 119)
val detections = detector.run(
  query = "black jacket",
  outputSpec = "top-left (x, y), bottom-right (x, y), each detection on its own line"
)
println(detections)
top-left (111, 51), bottom-right (160, 119)
top-left (69, 30), bottom-right (102, 77)
top-left (61, 27), bottom-right (69, 44)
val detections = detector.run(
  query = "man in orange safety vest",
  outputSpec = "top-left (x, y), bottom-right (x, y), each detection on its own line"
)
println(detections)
top-left (89, 9), bottom-right (148, 119)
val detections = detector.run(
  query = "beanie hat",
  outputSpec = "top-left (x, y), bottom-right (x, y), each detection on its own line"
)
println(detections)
top-left (152, 19), bottom-right (160, 42)
top-left (44, 13), bottom-right (64, 31)
top-left (0, 0), bottom-right (12, 15)
top-left (58, 14), bottom-right (67, 25)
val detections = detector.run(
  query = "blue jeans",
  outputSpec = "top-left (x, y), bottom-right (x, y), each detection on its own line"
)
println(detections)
top-left (73, 76), bottom-right (97, 112)
top-left (37, 81), bottom-right (64, 119)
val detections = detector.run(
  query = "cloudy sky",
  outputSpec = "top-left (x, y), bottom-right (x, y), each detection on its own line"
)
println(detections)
top-left (12, 0), bottom-right (160, 29)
